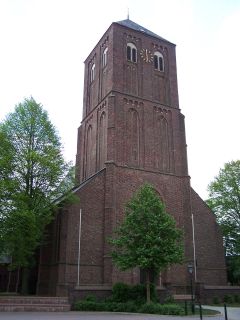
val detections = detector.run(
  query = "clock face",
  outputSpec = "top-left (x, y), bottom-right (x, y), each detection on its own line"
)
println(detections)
top-left (140, 49), bottom-right (153, 63)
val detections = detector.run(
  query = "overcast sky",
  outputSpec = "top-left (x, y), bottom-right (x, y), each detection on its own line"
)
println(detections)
top-left (0, 0), bottom-right (239, 200)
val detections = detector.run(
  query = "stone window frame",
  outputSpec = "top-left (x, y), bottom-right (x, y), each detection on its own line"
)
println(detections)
top-left (127, 42), bottom-right (137, 63)
top-left (102, 47), bottom-right (108, 68)
top-left (154, 51), bottom-right (164, 72)
top-left (90, 63), bottom-right (95, 83)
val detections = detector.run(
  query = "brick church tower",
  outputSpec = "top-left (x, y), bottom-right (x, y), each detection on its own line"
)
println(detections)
top-left (37, 19), bottom-right (227, 297)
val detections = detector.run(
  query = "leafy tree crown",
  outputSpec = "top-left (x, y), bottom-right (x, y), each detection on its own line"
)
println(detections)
top-left (110, 184), bottom-right (183, 272)
top-left (0, 97), bottom-right (74, 268)
top-left (207, 160), bottom-right (240, 256)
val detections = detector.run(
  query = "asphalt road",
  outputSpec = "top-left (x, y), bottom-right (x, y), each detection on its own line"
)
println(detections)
top-left (204, 305), bottom-right (240, 320)
top-left (0, 311), bottom-right (226, 320)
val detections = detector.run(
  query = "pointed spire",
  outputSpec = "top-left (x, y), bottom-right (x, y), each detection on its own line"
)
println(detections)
top-left (127, 8), bottom-right (129, 20)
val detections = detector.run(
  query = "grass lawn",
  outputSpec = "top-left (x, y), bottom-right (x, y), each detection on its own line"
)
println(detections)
top-left (197, 307), bottom-right (220, 316)
top-left (211, 303), bottom-right (240, 307)
top-left (177, 302), bottom-right (221, 316)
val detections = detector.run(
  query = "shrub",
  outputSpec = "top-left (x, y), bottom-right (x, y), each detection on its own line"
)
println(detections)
top-left (149, 283), bottom-right (158, 302)
top-left (124, 301), bottom-right (138, 312)
top-left (74, 300), bottom-right (104, 311)
top-left (112, 282), bottom-right (157, 304)
top-left (104, 301), bottom-right (138, 312)
top-left (212, 296), bottom-right (220, 304)
top-left (164, 294), bottom-right (175, 304)
top-left (112, 282), bottom-right (130, 302)
top-left (129, 284), bottom-right (146, 303)
top-left (73, 299), bottom-right (184, 315)
top-left (224, 294), bottom-right (234, 303)
top-left (74, 299), bottom-right (138, 313)
top-left (84, 294), bottom-right (97, 302)
top-left (103, 302), bottom-right (123, 312)
top-left (160, 304), bottom-right (185, 315)
top-left (138, 302), bottom-right (157, 314)
top-left (234, 294), bottom-right (240, 303)
top-left (139, 303), bottom-right (184, 315)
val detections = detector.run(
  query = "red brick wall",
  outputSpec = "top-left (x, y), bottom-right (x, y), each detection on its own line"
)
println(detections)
top-left (76, 91), bottom-right (188, 183)
top-left (109, 164), bottom-right (193, 286)
top-left (62, 171), bottom-right (106, 288)
top-left (191, 188), bottom-right (227, 285)
top-left (37, 20), bottom-right (227, 297)
top-left (77, 21), bottom-right (183, 183)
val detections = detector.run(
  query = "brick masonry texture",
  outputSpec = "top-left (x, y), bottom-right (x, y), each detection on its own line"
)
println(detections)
top-left (37, 19), bottom-right (227, 298)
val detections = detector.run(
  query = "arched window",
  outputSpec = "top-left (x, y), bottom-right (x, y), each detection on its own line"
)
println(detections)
top-left (102, 47), bottom-right (108, 68)
top-left (154, 52), bottom-right (164, 71)
top-left (127, 43), bottom-right (137, 63)
top-left (155, 115), bottom-right (170, 172)
top-left (90, 63), bottom-right (95, 82)
top-left (85, 125), bottom-right (93, 177)
top-left (127, 108), bottom-right (140, 166)
top-left (98, 111), bottom-right (107, 169)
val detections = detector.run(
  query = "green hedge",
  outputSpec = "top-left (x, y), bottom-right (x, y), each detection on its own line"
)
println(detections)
top-left (112, 282), bottom-right (157, 303)
top-left (74, 300), bottom-right (184, 315)
top-left (74, 300), bottom-right (137, 312)
top-left (139, 302), bottom-right (184, 315)
top-left (224, 294), bottom-right (234, 303)
top-left (74, 300), bottom-right (104, 311)
top-left (73, 282), bottom-right (183, 315)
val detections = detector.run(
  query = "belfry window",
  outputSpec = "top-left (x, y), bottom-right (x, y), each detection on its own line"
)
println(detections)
top-left (154, 52), bottom-right (164, 71)
top-left (90, 63), bottom-right (95, 82)
top-left (102, 47), bottom-right (108, 68)
top-left (127, 43), bottom-right (137, 63)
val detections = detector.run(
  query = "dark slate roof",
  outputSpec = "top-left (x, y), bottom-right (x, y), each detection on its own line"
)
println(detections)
top-left (116, 19), bottom-right (172, 44)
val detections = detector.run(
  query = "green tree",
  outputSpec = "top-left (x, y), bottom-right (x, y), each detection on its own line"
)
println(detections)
top-left (0, 97), bottom-right (73, 293)
top-left (109, 184), bottom-right (183, 303)
top-left (226, 256), bottom-right (240, 285)
top-left (207, 160), bottom-right (240, 256)
top-left (207, 160), bottom-right (240, 283)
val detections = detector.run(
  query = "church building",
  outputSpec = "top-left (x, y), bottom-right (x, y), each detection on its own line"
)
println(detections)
top-left (37, 19), bottom-right (227, 298)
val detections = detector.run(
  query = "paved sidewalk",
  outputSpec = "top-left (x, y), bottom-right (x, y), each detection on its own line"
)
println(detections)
top-left (0, 311), bottom-right (225, 320)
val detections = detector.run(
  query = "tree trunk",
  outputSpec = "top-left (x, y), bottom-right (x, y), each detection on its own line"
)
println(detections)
top-left (15, 267), bottom-right (20, 293)
top-left (146, 269), bottom-right (151, 303)
top-left (21, 268), bottom-right (29, 294)
top-left (6, 269), bottom-right (12, 292)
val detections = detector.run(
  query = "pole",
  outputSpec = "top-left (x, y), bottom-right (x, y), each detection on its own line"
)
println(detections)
top-left (77, 209), bottom-right (82, 286)
top-left (199, 302), bottom-right (203, 320)
top-left (191, 212), bottom-right (197, 282)
top-left (191, 277), bottom-right (195, 314)
top-left (189, 187), bottom-right (197, 282)
top-left (224, 304), bottom-right (228, 320)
